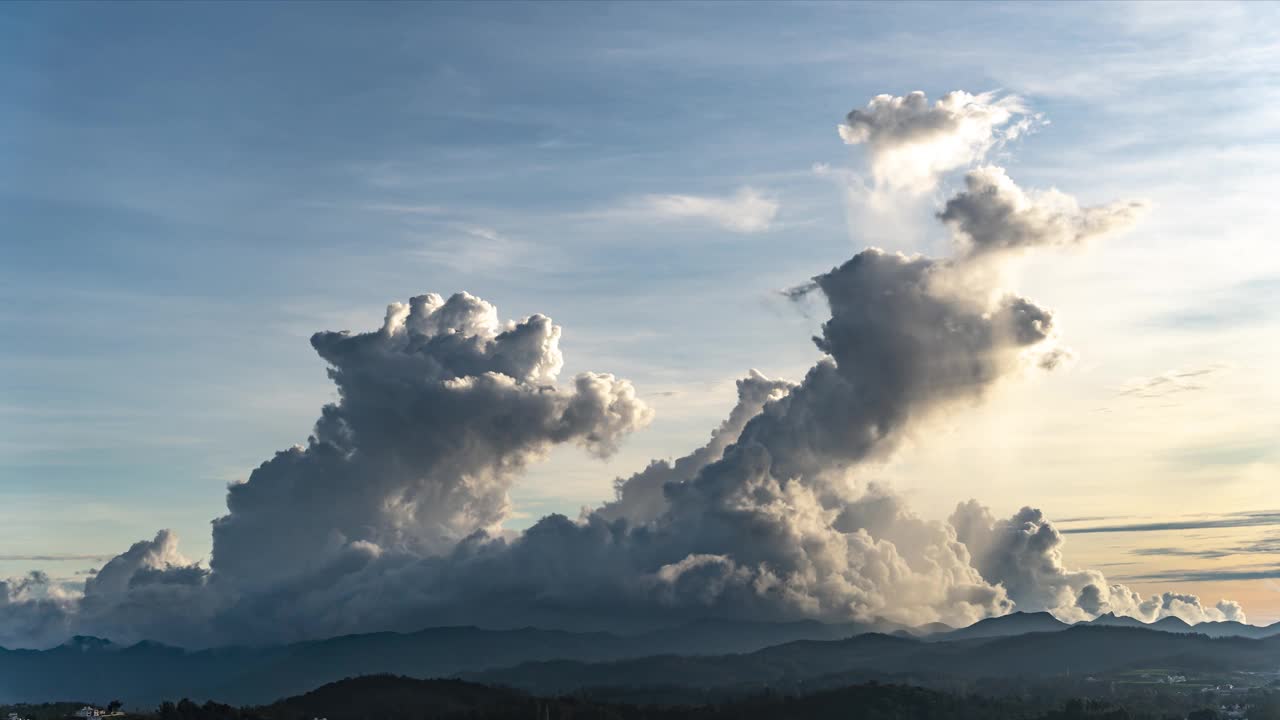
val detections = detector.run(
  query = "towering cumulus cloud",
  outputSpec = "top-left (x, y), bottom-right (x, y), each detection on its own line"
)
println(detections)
top-left (0, 91), bottom-right (1242, 648)
top-left (211, 292), bottom-right (652, 591)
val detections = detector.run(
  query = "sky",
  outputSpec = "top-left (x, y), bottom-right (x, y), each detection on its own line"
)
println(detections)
top-left (2, 0), bottom-right (1279, 640)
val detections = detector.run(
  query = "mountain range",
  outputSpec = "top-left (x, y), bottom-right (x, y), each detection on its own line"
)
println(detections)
top-left (469, 624), bottom-right (1280, 698)
top-left (5, 613), bottom-right (1278, 706)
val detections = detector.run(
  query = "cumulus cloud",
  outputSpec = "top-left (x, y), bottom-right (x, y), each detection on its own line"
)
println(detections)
top-left (20, 237), bottom-right (1064, 644)
top-left (227, 227), bottom-right (1082, 637)
top-left (952, 503), bottom-right (1246, 624)
top-left (643, 187), bottom-right (779, 233)
top-left (939, 166), bottom-right (1149, 258)
top-left (70, 531), bottom-right (218, 648)
top-left (594, 370), bottom-right (796, 526)
top-left (0, 90), bottom-right (1236, 649)
top-left (211, 291), bottom-right (653, 591)
top-left (839, 91), bottom-right (1034, 193)
top-left (200, 241), bottom-right (1063, 637)
top-left (591, 243), bottom-right (1067, 628)
top-left (82, 530), bottom-right (202, 597)
top-left (0, 572), bottom-right (73, 649)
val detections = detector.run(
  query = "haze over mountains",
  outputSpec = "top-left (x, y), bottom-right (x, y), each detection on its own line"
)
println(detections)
top-left (5, 614), bottom-right (1280, 706)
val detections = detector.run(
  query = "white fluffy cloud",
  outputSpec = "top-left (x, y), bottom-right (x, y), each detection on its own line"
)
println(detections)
top-left (82, 530), bottom-right (199, 597)
top-left (953, 503), bottom-right (1246, 624)
top-left (839, 91), bottom-right (1033, 193)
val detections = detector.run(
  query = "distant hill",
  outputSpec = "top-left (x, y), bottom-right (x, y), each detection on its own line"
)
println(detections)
top-left (1072, 613), bottom-right (1280, 639)
top-left (1080, 613), bottom-right (1195, 634)
top-left (458, 634), bottom-right (921, 698)
top-left (468, 626), bottom-right (1280, 695)
top-left (1079, 612), bottom-right (1154, 631)
top-left (933, 611), bottom-right (1280, 643)
top-left (225, 675), bottom-right (1119, 720)
top-left (254, 676), bottom-right (548, 720)
top-left (932, 611), bottom-right (1070, 641)
top-left (1171, 619), bottom-right (1280, 639)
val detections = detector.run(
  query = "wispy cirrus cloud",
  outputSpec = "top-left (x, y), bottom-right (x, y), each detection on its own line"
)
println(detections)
top-left (1130, 533), bottom-right (1280, 561)
top-left (358, 203), bottom-right (447, 216)
top-left (0, 554), bottom-right (114, 563)
top-left (1115, 364), bottom-right (1228, 399)
top-left (1121, 567), bottom-right (1280, 584)
top-left (1063, 510), bottom-right (1280, 535)
top-left (1131, 547), bottom-right (1233, 560)
top-left (411, 224), bottom-right (538, 274)
top-left (610, 187), bottom-right (780, 234)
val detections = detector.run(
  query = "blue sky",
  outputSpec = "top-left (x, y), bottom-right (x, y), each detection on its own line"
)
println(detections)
top-left (3, 2), bottom-right (1279, 619)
